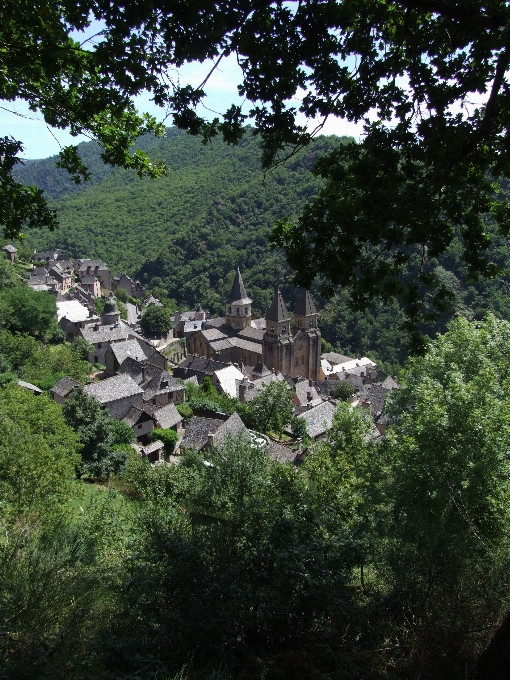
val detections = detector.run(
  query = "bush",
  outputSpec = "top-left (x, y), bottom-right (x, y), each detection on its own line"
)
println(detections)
top-left (148, 428), bottom-right (178, 455)
top-left (176, 402), bottom-right (193, 420)
top-left (140, 304), bottom-right (172, 335)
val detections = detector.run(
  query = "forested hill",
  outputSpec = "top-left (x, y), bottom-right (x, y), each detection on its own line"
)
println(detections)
top-left (14, 128), bottom-right (510, 368)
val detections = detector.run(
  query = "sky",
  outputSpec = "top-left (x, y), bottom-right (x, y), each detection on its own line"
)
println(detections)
top-left (1, 49), bottom-right (364, 160)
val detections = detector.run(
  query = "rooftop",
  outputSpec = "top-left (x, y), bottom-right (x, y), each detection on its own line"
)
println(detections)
top-left (84, 374), bottom-right (143, 403)
top-left (50, 377), bottom-right (80, 397)
top-left (266, 290), bottom-right (291, 323)
top-left (226, 267), bottom-right (252, 305)
top-left (57, 300), bottom-right (91, 323)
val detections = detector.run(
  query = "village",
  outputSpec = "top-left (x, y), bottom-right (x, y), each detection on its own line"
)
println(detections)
top-left (6, 243), bottom-right (399, 465)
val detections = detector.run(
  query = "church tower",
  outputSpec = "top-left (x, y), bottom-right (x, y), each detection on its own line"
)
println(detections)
top-left (101, 293), bottom-right (121, 326)
top-left (225, 267), bottom-right (252, 330)
top-left (290, 289), bottom-right (321, 380)
top-left (262, 289), bottom-right (292, 375)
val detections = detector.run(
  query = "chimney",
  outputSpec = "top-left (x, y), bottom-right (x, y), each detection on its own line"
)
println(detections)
top-left (357, 354), bottom-right (361, 360)
top-left (239, 382), bottom-right (247, 403)
top-left (296, 438), bottom-right (302, 452)
top-left (207, 433), bottom-right (214, 447)
top-left (142, 365), bottom-right (147, 382)
top-left (93, 323), bottom-right (99, 331)
top-left (307, 391), bottom-right (312, 402)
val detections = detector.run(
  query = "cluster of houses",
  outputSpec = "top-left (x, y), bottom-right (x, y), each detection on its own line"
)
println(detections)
top-left (43, 256), bottom-right (399, 466)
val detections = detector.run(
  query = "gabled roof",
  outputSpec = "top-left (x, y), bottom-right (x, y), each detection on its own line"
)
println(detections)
top-left (57, 300), bottom-right (90, 323)
top-left (226, 267), bottom-right (252, 305)
top-left (84, 373), bottom-right (143, 403)
top-left (214, 364), bottom-right (244, 397)
top-left (251, 362), bottom-right (271, 378)
top-left (50, 377), bottom-right (80, 397)
top-left (122, 405), bottom-right (154, 427)
top-left (3, 244), bottom-right (16, 253)
top-left (294, 289), bottom-right (317, 317)
top-left (110, 338), bottom-right (150, 365)
top-left (266, 290), bottom-right (290, 322)
top-left (153, 402), bottom-right (183, 429)
top-left (180, 412), bottom-right (249, 452)
top-left (293, 400), bottom-right (337, 439)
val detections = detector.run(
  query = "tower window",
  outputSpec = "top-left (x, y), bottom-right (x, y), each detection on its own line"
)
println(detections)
top-left (270, 325), bottom-right (275, 333)
top-left (281, 325), bottom-right (286, 334)
top-left (245, 307), bottom-right (248, 314)
top-left (228, 306), bottom-right (231, 314)
top-left (309, 318), bottom-right (314, 327)
top-left (236, 307), bottom-right (240, 315)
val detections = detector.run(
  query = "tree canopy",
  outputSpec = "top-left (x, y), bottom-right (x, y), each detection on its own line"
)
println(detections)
top-left (5, 1), bottom-right (510, 341)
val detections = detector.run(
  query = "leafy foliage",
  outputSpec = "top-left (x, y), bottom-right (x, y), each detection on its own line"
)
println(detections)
top-left (148, 428), bottom-right (178, 455)
top-left (139, 303), bottom-right (171, 335)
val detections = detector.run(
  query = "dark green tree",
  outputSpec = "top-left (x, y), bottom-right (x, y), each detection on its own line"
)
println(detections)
top-left (247, 380), bottom-right (294, 435)
top-left (0, 287), bottom-right (56, 336)
top-left (148, 428), bottom-right (178, 455)
top-left (139, 304), bottom-right (172, 335)
top-left (62, 389), bottom-right (132, 478)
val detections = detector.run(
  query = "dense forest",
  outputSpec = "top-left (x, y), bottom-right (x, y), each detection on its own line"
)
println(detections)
top-left (13, 127), bottom-right (510, 368)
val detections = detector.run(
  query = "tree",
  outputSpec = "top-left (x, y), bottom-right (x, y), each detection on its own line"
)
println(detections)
top-left (247, 380), bottom-right (294, 435)
top-left (148, 428), bottom-right (178, 455)
top-left (0, 287), bottom-right (57, 337)
top-left (378, 314), bottom-right (510, 673)
top-left (139, 304), bottom-right (172, 335)
top-left (5, 1), bottom-right (510, 341)
top-left (0, 384), bottom-right (80, 515)
top-left (62, 389), bottom-right (131, 478)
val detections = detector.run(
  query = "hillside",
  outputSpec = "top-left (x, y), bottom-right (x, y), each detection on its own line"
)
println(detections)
top-left (14, 128), bottom-right (510, 367)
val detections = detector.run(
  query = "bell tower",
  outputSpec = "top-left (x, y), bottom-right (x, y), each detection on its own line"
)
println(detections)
top-left (225, 267), bottom-right (252, 330)
top-left (290, 289), bottom-right (321, 381)
top-left (262, 289), bottom-right (292, 375)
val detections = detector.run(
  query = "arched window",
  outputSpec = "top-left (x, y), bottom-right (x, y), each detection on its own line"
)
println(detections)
top-left (281, 325), bottom-right (286, 334)
top-left (236, 307), bottom-right (240, 315)
top-left (270, 325), bottom-right (275, 333)
top-left (245, 307), bottom-right (248, 314)
top-left (228, 306), bottom-right (231, 314)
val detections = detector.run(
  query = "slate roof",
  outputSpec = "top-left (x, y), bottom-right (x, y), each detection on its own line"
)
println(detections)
top-left (142, 440), bottom-right (164, 455)
top-left (201, 328), bottom-right (229, 342)
top-left (81, 320), bottom-right (140, 345)
top-left (382, 375), bottom-right (400, 390)
top-left (294, 289), bottom-right (317, 316)
top-left (322, 352), bottom-right (354, 365)
top-left (81, 275), bottom-right (98, 284)
top-left (359, 382), bottom-right (395, 419)
top-left (294, 379), bottom-right (323, 407)
top-left (226, 267), bottom-right (252, 305)
top-left (180, 416), bottom-right (225, 451)
top-left (266, 290), bottom-right (290, 322)
top-left (174, 356), bottom-right (230, 379)
top-left (205, 316), bottom-right (228, 328)
top-left (294, 401), bottom-right (337, 439)
top-left (122, 405), bottom-right (153, 427)
top-left (183, 375), bottom-right (199, 387)
top-left (210, 338), bottom-right (233, 352)
top-left (230, 337), bottom-right (263, 353)
top-left (312, 380), bottom-right (339, 398)
top-left (143, 371), bottom-right (184, 401)
top-left (153, 402), bottom-right (183, 429)
top-left (30, 284), bottom-right (50, 291)
top-left (251, 318), bottom-right (266, 330)
top-left (77, 259), bottom-right (108, 271)
top-left (84, 374), bottom-right (143, 403)
top-left (50, 377), bottom-right (80, 397)
top-left (110, 339), bottom-right (150, 365)
top-left (237, 327), bottom-right (265, 343)
top-left (3, 244), bottom-right (16, 253)
top-left (267, 441), bottom-right (297, 463)
top-left (251, 362), bottom-right (271, 378)
top-left (17, 380), bottom-right (42, 394)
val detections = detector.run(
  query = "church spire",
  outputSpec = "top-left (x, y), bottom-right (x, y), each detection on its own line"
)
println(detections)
top-left (225, 267), bottom-right (252, 330)
top-left (226, 267), bottom-right (252, 305)
top-left (266, 289), bottom-right (291, 323)
top-left (293, 289), bottom-right (318, 332)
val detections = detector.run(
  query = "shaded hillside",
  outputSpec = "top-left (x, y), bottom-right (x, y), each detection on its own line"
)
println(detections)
top-left (15, 128), bottom-right (510, 367)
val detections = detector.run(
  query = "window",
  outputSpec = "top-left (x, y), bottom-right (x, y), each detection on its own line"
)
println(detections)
top-left (281, 325), bottom-right (286, 334)
top-left (270, 325), bottom-right (275, 333)
top-left (137, 424), bottom-right (143, 429)
top-left (228, 306), bottom-right (231, 314)
top-left (236, 307), bottom-right (240, 315)
top-left (94, 356), bottom-right (98, 363)
top-left (309, 318), bottom-right (314, 327)
top-left (97, 343), bottom-right (102, 348)
top-left (245, 307), bottom-right (248, 314)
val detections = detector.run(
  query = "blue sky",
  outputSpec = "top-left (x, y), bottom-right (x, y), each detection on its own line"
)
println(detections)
top-left (1, 47), bottom-right (364, 160)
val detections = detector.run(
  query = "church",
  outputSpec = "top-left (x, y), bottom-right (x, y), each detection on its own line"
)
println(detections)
top-left (187, 268), bottom-right (321, 381)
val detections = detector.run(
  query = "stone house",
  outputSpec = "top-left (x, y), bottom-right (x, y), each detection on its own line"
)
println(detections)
top-left (141, 440), bottom-right (165, 463)
top-left (75, 259), bottom-right (111, 290)
top-left (179, 412), bottom-right (249, 453)
top-left (50, 377), bottom-right (80, 404)
top-left (84, 373), bottom-right (144, 420)
top-left (122, 405), bottom-right (155, 442)
top-left (118, 357), bottom-right (185, 407)
top-left (104, 337), bottom-right (167, 375)
top-left (112, 272), bottom-right (146, 298)
top-left (2, 244), bottom-right (17, 262)
top-left (288, 400), bottom-right (337, 440)
top-left (80, 275), bottom-right (101, 298)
